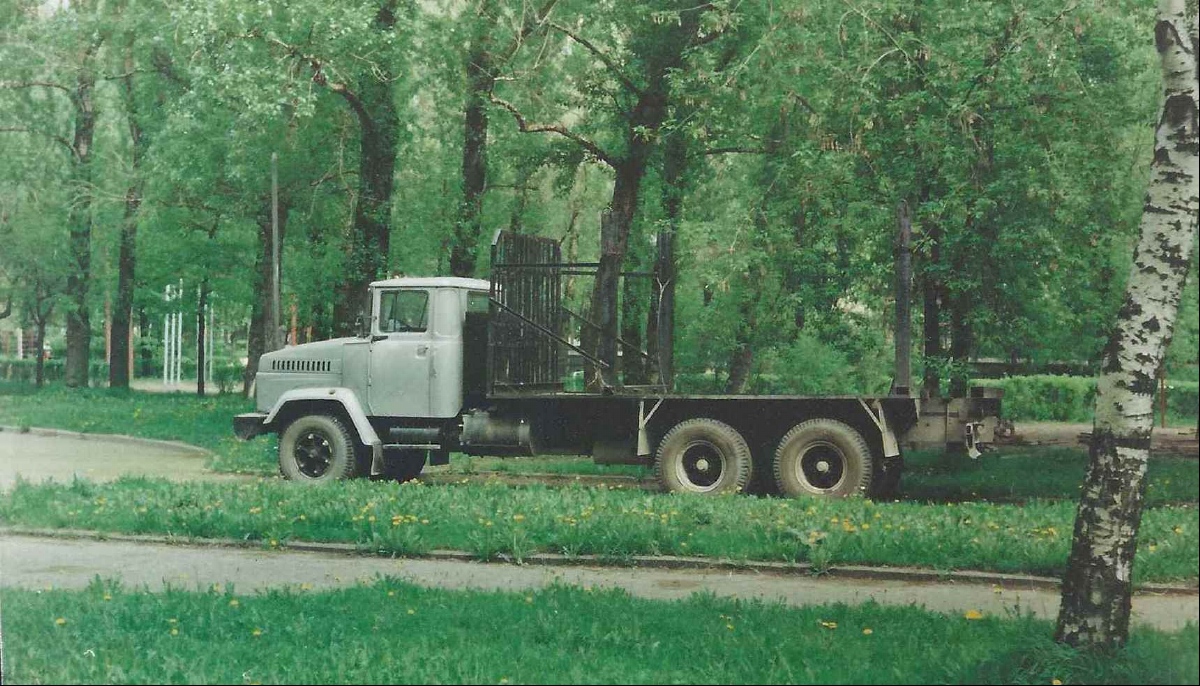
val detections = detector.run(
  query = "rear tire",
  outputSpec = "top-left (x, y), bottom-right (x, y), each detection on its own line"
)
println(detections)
top-left (278, 414), bottom-right (359, 484)
top-left (655, 418), bottom-right (752, 495)
top-left (773, 419), bottom-right (873, 498)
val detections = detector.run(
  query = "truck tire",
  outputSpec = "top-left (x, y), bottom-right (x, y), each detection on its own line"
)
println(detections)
top-left (655, 418), bottom-right (752, 495)
top-left (773, 419), bottom-right (873, 498)
top-left (379, 448), bottom-right (426, 483)
top-left (278, 414), bottom-right (359, 484)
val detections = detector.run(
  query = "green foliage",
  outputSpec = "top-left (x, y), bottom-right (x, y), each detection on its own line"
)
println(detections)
top-left (5, 582), bottom-right (1196, 684)
top-left (0, 0), bottom-right (1194, 399)
top-left (977, 375), bottom-right (1199, 424)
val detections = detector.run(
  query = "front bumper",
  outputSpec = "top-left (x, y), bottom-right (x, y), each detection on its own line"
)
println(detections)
top-left (234, 412), bottom-right (269, 440)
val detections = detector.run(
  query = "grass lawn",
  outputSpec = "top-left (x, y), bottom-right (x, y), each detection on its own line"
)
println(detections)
top-left (2, 580), bottom-right (1196, 684)
top-left (2, 477), bottom-right (1196, 582)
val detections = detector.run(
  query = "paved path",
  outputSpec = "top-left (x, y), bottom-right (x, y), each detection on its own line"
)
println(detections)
top-left (0, 429), bottom-right (246, 490)
top-left (2, 534), bottom-right (1196, 630)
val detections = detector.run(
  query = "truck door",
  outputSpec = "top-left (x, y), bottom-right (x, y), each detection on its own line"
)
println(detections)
top-left (368, 288), bottom-right (433, 417)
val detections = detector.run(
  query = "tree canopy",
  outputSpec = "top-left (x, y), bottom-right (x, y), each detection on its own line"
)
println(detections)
top-left (0, 0), bottom-right (1194, 392)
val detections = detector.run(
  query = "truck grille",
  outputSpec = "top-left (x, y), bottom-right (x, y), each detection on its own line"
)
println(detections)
top-left (271, 359), bottom-right (333, 373)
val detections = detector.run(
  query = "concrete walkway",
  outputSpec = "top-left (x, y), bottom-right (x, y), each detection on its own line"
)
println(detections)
top-left (2, 534), bottom-right (1196, 630)
top-left (0, 428), bottom-right (247, 490)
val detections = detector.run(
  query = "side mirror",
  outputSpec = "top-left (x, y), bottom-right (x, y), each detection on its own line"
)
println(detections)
top-left (355, 312), bottom-right (369, 338)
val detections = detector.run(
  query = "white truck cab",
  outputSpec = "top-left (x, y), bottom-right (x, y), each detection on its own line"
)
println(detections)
top-left (235, 277), bottom-right (489, 482)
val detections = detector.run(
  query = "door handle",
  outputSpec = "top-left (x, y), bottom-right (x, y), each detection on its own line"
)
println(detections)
top-left (416, 345), bottom-right (430, 356)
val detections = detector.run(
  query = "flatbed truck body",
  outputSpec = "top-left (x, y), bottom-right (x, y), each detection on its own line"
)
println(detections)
top-left (235, 232), bottom-right (999, 497)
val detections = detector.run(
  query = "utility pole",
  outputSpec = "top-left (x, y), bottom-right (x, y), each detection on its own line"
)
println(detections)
top-left (270, 152), bottom-right (282, 351)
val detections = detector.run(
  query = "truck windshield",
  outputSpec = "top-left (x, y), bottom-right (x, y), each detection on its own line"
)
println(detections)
top-left (379, 290), bottom-right (429, 333)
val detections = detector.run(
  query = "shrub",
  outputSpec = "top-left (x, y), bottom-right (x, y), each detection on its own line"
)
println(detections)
top-left (976, 375), bottom-right (1198, 422)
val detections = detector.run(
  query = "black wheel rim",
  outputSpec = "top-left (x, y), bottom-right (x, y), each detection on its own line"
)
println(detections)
top-left (798, 442), bottom-right (846, 491)
top-left (675, 440), bottom-right (726, 492)
top-left (294, 430), bottom-right (334, 478)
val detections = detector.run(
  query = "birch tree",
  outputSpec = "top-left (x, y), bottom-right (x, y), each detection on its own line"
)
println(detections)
top-left (1055, 0), bottom-right (1198, 650)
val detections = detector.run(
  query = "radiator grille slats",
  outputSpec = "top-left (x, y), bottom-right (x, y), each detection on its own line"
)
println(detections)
top-left (271, 359), bottom-right (333, 373)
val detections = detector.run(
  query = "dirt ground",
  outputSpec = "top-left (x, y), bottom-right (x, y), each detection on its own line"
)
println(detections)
top-left (1005, 422), bottom-right (1199, 457)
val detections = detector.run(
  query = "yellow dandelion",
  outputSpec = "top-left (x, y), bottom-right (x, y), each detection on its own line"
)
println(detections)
top-left (55, 617), bottom-right (67, 626)
top-left (170, 628), bottom-right (179, 636)
top-left (1052, 680), bottom-right (1062, 685)
top-left (513, 514), bottom-right (526, 522)
top-left (819, 620), bottom-right (837, 630)
top-left (862, 628), bottom-right (873, 635)
top-left (726, 624), bottom-right (735, 630)
top-left (252, 628), bottom-right (263, 637)
top-left (964, 610), bottom-right (984, 620)
top-left (103, 593), bottom-right (112, 601)
top-left (229, 599), bottom-right (240, 607)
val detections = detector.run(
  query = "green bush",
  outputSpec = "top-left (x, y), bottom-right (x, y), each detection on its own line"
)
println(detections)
top-left (976, 375), bottom-right (1199, 422)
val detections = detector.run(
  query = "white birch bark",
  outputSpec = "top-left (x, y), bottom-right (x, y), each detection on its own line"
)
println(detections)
top-left (1055, 0), bottom-right (1198, 649)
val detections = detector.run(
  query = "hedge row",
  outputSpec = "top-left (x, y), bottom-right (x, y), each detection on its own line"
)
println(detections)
top-left (976, 375), bottom-right (1199, 422)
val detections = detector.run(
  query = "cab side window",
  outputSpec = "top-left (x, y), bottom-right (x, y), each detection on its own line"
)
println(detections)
top-left (467, 291), bottom-right (490, 315)
top-left (379, 290), bottom-right (429, 333)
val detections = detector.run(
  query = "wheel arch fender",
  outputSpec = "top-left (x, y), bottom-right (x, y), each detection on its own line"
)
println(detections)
top-left (264, 388), bottom-right (381, 453)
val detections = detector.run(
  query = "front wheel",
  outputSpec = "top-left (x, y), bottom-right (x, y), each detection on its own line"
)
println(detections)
top-left (773, 419), bottom-right (873, 498)
top-left (655, 418), bottom-right (752, 495)
top-left (278, 414), bottom-right (359, 484)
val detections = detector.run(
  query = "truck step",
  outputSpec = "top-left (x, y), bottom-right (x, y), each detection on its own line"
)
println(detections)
top-left (381, 443), bottom-right (441, 450)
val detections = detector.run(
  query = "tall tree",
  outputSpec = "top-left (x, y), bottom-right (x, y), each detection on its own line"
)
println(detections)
top-left (1, 1), bottom-right (105, 387)
top-left (448, 0), bottom-right (559, 277)
top-left (1055, 0), bottom-right (1198, 650)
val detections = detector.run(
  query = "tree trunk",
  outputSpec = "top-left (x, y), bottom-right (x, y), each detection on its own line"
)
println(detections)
top-left (948, 291), bottom-right (973, 397)
top-left (921, 217), bottom-right (943, 398)
top-left (893, 201), bottom-right (913, 395)
top-left (137, 307), bottom-right (154, 378)
top-left (110, 43), bottom-right (143, 389)
top-left (34, 314), bottom-right (48, 389)
top-left (1055, 0), bottom-right (1198, 650)
top-left (650, 116), bottom-right (691, 389)
top-left (243, 201), bottom-right (288, 396)
top-left (725, 337), bottom-right (754, 394)
top-left (333, 3), bottom-right (399, 334)
top-left (450, 33), bottom-right (493, 277)
top-left (196, 280), bottom-right (209, 397)
top-left (64, 52), bottom-right (98, 388)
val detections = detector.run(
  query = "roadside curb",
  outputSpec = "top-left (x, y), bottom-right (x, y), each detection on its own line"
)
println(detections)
top-left (0, 425), bottom-right (213, 458)
top-left (4, 526), bottom-right (1196, 596)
